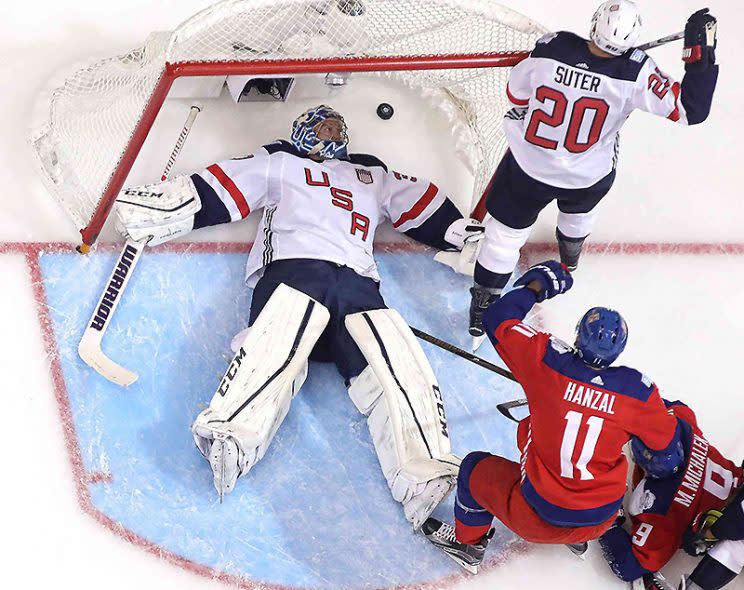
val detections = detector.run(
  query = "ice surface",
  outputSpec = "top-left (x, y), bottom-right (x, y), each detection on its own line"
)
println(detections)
top-left (40, 246), bottom-right (525, 588)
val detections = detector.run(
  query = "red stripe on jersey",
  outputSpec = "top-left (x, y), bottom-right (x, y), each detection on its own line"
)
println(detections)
top-left (667, 83), bottom-right (682, 122)
top-left (207, 164), bottom-right (250, 218)
top-left (392, 183), bottom-right (439, 228)
top-left (506, 84), bottom-right (529, 107)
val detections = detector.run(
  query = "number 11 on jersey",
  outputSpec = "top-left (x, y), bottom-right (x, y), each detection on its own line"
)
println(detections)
top-left (560, 410), bottom-right (605, 480)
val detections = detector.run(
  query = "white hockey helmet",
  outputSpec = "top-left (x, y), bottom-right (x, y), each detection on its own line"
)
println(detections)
top-left (590, 0), bottom-right (642, 56)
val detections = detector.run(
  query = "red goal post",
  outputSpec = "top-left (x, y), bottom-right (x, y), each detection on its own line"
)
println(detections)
top-left (30, 0), bottom-right (546, 250)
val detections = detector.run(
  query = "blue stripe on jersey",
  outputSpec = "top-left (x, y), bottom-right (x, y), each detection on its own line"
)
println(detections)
top-left (531, 31), bottom-right (648, 82)
top-left (190, 174), bottom-right (231, 229)
top-left (521, 475), bottom-right (623, 526)
top-left (542, 344), bottom-right (656, 402)
top-left (403, 198), bottom-right (462, 250)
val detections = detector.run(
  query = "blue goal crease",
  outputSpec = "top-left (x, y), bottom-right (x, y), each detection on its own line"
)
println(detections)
top-left (40, 249), bottom-right (521, 589)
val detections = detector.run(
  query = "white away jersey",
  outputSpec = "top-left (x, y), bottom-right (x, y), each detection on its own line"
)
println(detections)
top-left (504, 31), bottom-right (690, 189)
top-left (191, 141), bottom-right (450, 286)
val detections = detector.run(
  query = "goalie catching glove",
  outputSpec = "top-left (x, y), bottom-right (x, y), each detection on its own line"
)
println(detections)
top-left (115, 176), bottom-right (201, 246)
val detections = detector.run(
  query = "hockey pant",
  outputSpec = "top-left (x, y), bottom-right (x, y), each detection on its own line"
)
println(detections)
top-left (192, 283), bottom-right (329, 487)
top-left (475, 150), bottom-right (614, 288)
top-left (454, 419), bottom-right (614, 544)
top-left (345, 309), bottom-right (460, 529)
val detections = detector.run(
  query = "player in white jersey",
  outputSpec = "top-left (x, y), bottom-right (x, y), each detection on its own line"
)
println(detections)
top-left (468, 1), bottom-right (719, 343)
top-left (114, 105), bottom-right (484, 529)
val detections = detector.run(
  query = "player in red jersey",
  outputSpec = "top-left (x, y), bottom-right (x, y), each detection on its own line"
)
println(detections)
top-left (423, 261), bottom-right (682, 573)
top-left (599, 401), bottom-right (743, 589)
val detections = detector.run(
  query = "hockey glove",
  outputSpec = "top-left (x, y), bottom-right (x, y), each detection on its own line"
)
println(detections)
top-left (435, 218), bottom-right (485, 276)
top-left (444, 218), bottom-right (485, 250)
top-left (682, 509), bottom-right (722, 556)
top-left (514, 260), bottom-right (573, 302)
top-left (683, 9), bottom-right (717, 72)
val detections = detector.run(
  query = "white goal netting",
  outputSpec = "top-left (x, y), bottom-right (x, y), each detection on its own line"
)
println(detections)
top-left (30, 0), bottom-right (546, 246)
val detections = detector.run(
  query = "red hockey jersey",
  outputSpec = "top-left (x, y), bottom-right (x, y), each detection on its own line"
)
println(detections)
top-left (495, 317), bottom-right (678, 526)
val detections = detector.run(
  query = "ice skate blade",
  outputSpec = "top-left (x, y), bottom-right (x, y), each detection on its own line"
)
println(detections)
top-left (471, 334), bottom-right (486, 352)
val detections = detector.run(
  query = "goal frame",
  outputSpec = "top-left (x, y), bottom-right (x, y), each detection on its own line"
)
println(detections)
top-left (80, 51), bottom-right (529, 249)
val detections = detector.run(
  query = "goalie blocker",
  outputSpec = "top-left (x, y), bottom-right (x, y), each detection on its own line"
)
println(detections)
top-left (192, 283), bottom-right (458, 527)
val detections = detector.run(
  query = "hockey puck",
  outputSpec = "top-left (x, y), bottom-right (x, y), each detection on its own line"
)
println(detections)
top-left (376, 103), bottom-right (394, 120)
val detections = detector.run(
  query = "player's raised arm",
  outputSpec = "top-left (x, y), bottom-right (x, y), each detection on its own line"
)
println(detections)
top-left (116, 149), bottom-right (271, 245)
top-left (632, 10), bottom-right (718, 125)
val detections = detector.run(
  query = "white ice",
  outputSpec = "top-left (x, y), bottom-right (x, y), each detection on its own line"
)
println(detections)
top-left (2, 0), bottom-right (743, 589)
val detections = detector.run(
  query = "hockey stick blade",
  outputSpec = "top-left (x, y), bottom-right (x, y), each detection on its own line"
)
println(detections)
top-left (78, 238), bottom-right (145, 386)
top-left (78, 330), bottom-right (138, 386)
top-left (497, 398), bottom-right (528, 422)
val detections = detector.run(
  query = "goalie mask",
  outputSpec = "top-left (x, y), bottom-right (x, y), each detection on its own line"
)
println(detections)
top-left (290, 105), bottom-right (349, 160)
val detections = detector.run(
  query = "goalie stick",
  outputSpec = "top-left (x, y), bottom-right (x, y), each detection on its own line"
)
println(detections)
top-left (78, 104), bottom-right (202, 386)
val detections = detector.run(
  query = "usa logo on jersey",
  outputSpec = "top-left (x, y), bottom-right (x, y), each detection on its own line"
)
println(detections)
top-left (356, 169), bottom-right (373, 184)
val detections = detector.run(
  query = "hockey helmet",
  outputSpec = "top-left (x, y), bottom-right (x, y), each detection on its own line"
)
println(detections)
top-left (575, 307), bottom-right (628, 367)
top-left (290, 105), bottom-right (349, 160)
top-left (631, 428), bottom-right (685, 479)
top-left (590, 0), bottom-right (643, 56)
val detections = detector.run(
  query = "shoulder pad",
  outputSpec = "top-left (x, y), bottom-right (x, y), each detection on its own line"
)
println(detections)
top-left (348, 153), bottom-right (388, 171)
top-left (263, 140), bottom-right (303, 157)
top-left (603, 365), bottom-right (657, 401)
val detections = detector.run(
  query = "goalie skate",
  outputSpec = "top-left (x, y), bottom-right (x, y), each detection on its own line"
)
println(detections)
top-left (209, 434), bottom-right (244, 502)
top-left (421, 517), bottom-right (492, 574)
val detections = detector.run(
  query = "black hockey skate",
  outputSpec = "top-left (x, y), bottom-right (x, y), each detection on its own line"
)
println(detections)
top-left (629, 572), bottom-right (676, 590)
top-left (469, 286), bottom-right (500, 338)
top-left (565, 541), bottom-right (588, 558)
top-left (422, 517), bottom-right (493, 574)
top-left (556, 228), bottom-right (587, 271)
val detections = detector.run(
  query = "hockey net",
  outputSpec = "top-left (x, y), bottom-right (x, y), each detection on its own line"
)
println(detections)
top-left (30, 0), bottom-right (546, 248)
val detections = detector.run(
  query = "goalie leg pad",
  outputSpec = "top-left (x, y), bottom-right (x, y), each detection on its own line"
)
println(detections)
top-left (192, 283), bottom-right (328, 496)
top-left (346, 309), bottom-right (460, 528)
top-left (476, 217), bottom-right (532, 275)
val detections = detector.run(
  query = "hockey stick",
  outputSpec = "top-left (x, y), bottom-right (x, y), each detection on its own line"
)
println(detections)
top-left (78, 104), bottom-right (202, 386)
top-left (409, 326), bottom-right (517, 383)
top-left (410, 326), bottom-right (532, 423)
top-left (638, 31), bottom-right (684, 52)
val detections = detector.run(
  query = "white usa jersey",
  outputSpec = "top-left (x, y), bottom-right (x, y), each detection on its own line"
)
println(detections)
top-left (504, 31), bottom-right (715, 189)
top-left (189, 141), bottom-right (451, 286)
